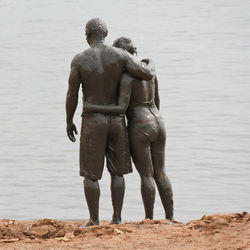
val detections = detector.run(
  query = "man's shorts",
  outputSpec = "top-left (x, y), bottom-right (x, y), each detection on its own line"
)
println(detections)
top-left (79, 112), bottom-right (132, 180)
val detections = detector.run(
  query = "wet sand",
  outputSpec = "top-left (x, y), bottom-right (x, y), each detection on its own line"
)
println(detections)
top-left (0, 212), bottom-right (249, 249)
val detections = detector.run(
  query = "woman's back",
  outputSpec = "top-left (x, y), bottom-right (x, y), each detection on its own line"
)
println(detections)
top-left (126, 74), bottom-right (161, 124)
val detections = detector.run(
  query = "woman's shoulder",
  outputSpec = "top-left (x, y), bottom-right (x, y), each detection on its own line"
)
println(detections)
top-left (121, 72), bottom-right (140, 85)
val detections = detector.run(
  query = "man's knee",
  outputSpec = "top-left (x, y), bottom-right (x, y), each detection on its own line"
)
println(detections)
top-left (84, 177), bottom-right (99, 189)
top-left (111, 174), bottom-right (124, 180)
top-left (111, 174), bottom-right (124, 188)
top-left (84, 177), bottom-right (98, 182)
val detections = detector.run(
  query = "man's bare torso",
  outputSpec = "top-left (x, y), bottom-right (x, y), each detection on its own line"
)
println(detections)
top-left (74, 44), bottom-right (127, 105)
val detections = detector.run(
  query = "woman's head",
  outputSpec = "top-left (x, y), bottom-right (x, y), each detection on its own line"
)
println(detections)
top-left (113, 37), bottom-right (137, 55)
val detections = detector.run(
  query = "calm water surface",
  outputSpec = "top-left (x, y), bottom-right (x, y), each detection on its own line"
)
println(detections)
top-left (0, 0), bottom-right (250, 222)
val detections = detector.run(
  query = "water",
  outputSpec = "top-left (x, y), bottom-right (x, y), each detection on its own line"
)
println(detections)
top-left (0, 0), bottom-right (250, 222)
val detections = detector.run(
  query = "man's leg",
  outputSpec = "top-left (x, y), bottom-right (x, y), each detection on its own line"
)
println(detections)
top-left (110, 174), bottom-right (125, 224)
top-left (107, 116), bottom-right (132, 224)
top-left (151, 123), bottom-right (174, 220)
top-left (83, 177), bottom-right (100, 226)
top-left (80, 113), bottom-right (108, 226)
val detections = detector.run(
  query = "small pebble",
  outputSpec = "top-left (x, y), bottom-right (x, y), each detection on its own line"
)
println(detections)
top-left (114, 228), bottom-right (123, 234)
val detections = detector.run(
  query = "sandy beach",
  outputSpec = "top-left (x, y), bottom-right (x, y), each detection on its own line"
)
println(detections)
top-left (0, 212), bottom-right (249, 249)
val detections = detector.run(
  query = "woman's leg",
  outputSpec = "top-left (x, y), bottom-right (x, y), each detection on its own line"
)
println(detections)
top-left (151, 123), bottom-right (174, 220)
top-left (130, 128), bottom-right (156, 219)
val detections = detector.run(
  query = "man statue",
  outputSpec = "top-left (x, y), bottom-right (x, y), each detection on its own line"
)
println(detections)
top-left (66, 18), bottom-right (155, 226)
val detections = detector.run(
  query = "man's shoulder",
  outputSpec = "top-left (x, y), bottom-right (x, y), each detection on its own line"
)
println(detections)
top-left (73, 48), bottom-right (92, 59)
top-left (71, 49), bottom-right (94, 65)
top-left (73, 46), bottom-right (119, 58)
top-left (105, 46), bottom-right (129, 59)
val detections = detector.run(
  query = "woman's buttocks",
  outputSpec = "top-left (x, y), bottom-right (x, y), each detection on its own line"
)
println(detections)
top-left (127, 106), bottom-right (165, 142)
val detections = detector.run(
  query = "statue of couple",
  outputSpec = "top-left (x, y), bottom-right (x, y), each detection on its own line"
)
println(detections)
top-left (66, 18), bottom-right (173, 227)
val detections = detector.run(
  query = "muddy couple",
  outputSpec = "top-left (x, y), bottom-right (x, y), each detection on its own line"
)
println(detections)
top-left (66, 18), bottom-right (173, 227)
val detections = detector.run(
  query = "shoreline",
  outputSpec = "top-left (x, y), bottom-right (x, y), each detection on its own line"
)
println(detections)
top-left (1, 212), bottom-right (249, 249)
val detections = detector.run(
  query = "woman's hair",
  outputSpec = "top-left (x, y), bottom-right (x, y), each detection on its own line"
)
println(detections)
top-left (113, 37), bottom-right (137, 55)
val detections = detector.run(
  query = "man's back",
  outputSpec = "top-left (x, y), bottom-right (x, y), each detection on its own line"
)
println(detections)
top-left (74, 44), bottom-right (128, 105)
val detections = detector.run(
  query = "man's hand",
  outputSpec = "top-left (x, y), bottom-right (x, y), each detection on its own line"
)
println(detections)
top-left (67, 122), bottom-right (78, 142)
top-left (141, 58), bottom-right (151, 65)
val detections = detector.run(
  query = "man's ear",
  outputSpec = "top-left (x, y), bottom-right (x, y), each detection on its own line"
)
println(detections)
top-left (105, 31), bottom-right (108, 37)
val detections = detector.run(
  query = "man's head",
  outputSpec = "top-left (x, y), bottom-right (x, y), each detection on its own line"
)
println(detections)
top-left (113, 37), bottom-right (137, 55)
top-left (85, 18), bottom-right (108, 45)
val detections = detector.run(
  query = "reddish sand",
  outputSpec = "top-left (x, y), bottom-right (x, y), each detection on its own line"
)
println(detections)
top-left (0, 212), bottom-right (249, 249)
